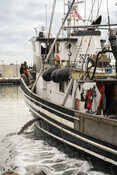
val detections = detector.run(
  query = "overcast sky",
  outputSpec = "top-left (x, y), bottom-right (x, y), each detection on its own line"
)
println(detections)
top-left (0, 0), bottom-right (116, 65)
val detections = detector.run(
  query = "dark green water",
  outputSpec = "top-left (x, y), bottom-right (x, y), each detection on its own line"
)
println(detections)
top-left (0, 85), bottom-right (112, 175)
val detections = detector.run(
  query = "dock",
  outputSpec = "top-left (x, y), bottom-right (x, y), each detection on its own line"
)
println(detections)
top-left (0, 77), bottom-right (20, 85)
top-left (0, 64), bottom-right (20, 85)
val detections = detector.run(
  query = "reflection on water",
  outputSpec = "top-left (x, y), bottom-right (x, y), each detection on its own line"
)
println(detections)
top-left (0, 85), bottom-right (31, 137)
top-left (0, 86), bottom-right (112, 175)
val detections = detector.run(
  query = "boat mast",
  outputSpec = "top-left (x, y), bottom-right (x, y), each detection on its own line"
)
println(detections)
top-left (97, 0), bottom-right (99, 17)
top-left (48, 0), bottom-right (56, 39)
top-left (31, 0), bottom-right (76, 92)
top-left (44, 0), bottom-right (76, 63)
top-left (45, 0), bottom-right (56, 55)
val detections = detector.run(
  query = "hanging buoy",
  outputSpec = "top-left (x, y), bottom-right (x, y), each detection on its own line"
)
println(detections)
top-left (46, 65), bottom-right (58, 78)
top-left (42, 70), bottom-right (50, 81)
top-left (51, 69), bottom-right (59, 83)
top-left (42, 65), bottom-right (58, 81)
top-left (57, 67), bottom-right (69, 82)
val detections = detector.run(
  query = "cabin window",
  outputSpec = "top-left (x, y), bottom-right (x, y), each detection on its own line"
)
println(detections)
top-left (41, 43), bottom-right (46, 54)
top-left (59, 82), bottom-right (64, 93)
top-left (55, 43), bottom-right (60, 53)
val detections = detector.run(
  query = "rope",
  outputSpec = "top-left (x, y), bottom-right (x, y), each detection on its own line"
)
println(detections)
top-left (17, 118), bottom-right (40, 135)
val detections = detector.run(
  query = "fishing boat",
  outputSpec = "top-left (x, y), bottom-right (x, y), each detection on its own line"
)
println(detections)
top-left (20, 0), bottom-right (117, 169)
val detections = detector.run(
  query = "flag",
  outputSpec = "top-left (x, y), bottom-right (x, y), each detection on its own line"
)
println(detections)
top-left (69, 9), bottom-right (82, 20)
top-left (75, 10), bottom-right (82, 20)
top-left (69, 9), bottom-right (74, 15)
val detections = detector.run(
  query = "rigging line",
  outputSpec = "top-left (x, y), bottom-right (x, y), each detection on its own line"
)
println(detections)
top-left (80, 0), bottom-right (103, 76)
top-left (84, 32), bottom-right (93, 56)
top-left (82, 36), bottom-right (93, 75)
top-left (86, 0), bottom-right (96, 25)
top-left (105, 30), bottom-right (109, 41)
top-left (83, 26), bottom-right (99, 70)
top-left (74, 29), bottom-right (94, 65)
top-left (73, 35), bottom-right (85, 63)
top-left (91, 0), bottom-right (94, 20)
top-left (73, 0), bottom-right (97, 64)
top-left (104, 100), bottom-right (116, 118)
top-left (84, 0), bottom-right (86, 25)
top-left (96, 0), bottom-right (102, 18)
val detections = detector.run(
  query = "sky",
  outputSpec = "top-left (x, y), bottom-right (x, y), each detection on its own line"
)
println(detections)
top-left (0, 0), bottom-right (117, 65)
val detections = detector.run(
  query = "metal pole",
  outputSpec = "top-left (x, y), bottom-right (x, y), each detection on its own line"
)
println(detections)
top-left (48, 0), bottom-right (56, 39)
top-left (84, 0), bottom-right (86, 25)
top-left (45, 4), bottom-right (47, 33)
top-left (71, 79), bottom-right (78, 109)
top-left (92, 0), bottom-right (93, 20)
top-left (97, 0), bottom-right (99, 17)
top-left (1, 60), bottom-right (4, 77)
top-left (106, 0), bottom-right (110, 30)
top-left (63, 23), bottom-right (117, 29)
top-left (45, 0), bottom-right (76, 63)
top-left (62, 79), bottom-right (74, 106)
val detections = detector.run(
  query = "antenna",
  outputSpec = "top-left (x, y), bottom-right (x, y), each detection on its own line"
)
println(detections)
top-left (106, 0), bottom-right (110, 30)
top-left (34, 27), bottom-right (37, 37)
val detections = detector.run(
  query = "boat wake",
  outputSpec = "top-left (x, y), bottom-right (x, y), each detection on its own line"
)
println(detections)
top-left (0, 130), bottom-right (112, 175)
